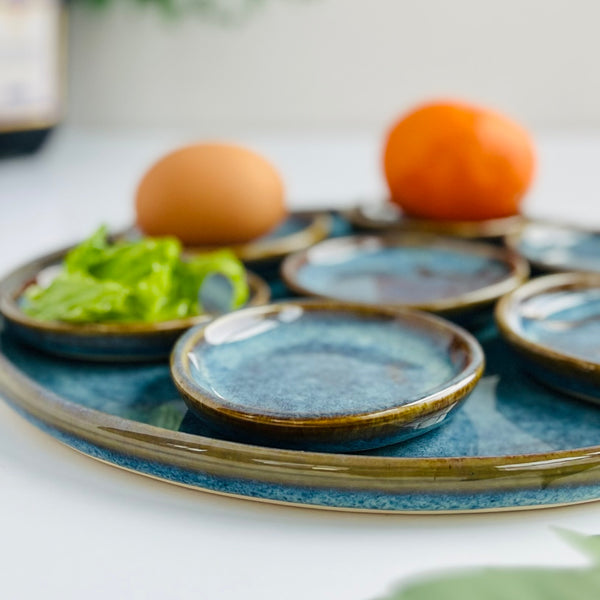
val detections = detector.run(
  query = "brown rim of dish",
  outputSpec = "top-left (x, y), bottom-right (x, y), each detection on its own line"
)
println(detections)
top-left (280, 233), bottom-right (530, 315)
top-left (204, 211), bottom-right (332, 262)
top-left (343, 203), bottom-right (527, 239)
top-left (495, 271), bottom-right (600, 376)
top-left (504, 219), bottom-right (600, 273)
top-left (117, 211), bottom-right (333, 263)
top-left (0, 247), bottom-right (271, 337)
top-left (5, 297), bottom-right (600, 492)
top-left (170, 300), bottom-right (485, 429)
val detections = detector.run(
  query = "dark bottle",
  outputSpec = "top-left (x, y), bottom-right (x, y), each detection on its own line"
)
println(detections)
top-left (0, 0), bottom-right (66, 157)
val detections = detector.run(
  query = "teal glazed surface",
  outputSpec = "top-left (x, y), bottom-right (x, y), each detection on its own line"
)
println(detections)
top-left (260, 213), bottom-right (315, 240)
top-left (251, 212), bottom-right (352, 298)
top-left (172, 304), bottom-right (482, 451)
top-left (4, 316), bottom-right (600, 511)
top-left (344, 203), bottom-right (524, 240)
top-left (511, 222), bottom-right (600, 273)
top-left (295, 246), bottom-right (507, 303)
top-left (186, 311), bottom-right (456, 418)
top-left (497, 274), bottom-right (600, 402)
top-left (518, 289), bottom-right (600, 362)
top-left (2, 319), bottom-right (188, 363)
top-left (224, 211), bottom-right (333, 264)
top-left (0, 248), bottom-right (270, 362)
top-left (5, 321), bottom-right (600, 455)
top-left (282, 235), bottom-right (528, 315)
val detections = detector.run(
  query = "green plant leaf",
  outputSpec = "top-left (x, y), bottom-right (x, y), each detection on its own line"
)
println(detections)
top-left (555, 528), bottom-right (600, 564)
top-left (377, 567), bottom-right (600, 600)
top-left (375, 531), bottom-right (600, 600)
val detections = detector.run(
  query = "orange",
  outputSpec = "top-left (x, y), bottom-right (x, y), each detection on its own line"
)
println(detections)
top-left (383, 100), bottom-right (536, 221)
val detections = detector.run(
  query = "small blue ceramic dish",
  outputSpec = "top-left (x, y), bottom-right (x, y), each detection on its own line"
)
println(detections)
top-left (8, 310), bottom-right (600, 512)
top-left (228, 211), bottom-right (332, 264)
top-left (170, 301), bottom-right (484, 452)
top-left (0, 247), bottom-right (270, 362)
top-left (506, 221), bottom-right (600, 273)
top-left (343, 202), bottom-right (525, 240)
top-left (281, 233), bottom-right (529, 317)
top-left (496, 272), bottom-right (600, 402)
top-left (124, 211), bottom-right (332, 264)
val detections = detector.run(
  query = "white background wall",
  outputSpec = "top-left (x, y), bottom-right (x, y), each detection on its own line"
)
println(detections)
top-left (67, 0), bottom-right (600, 133)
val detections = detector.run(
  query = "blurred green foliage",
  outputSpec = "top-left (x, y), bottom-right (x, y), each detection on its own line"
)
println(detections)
top-left (376, 530), bottom-right (600, 600)
top-left (74, 0), bottom-right (312, 21)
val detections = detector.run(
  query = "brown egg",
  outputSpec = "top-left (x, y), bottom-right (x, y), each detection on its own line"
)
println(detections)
top-left (135, 143), bottom-right (287, 245)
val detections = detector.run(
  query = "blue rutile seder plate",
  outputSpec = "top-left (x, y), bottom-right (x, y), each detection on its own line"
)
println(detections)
top-left (3, 315), bottom-right (600, 513)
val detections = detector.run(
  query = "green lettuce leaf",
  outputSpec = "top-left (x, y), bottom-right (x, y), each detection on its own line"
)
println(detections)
top-left (23, 227), bottom-right (249, 323)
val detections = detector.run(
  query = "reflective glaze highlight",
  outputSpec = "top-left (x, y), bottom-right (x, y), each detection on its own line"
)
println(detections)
top-left (184, 211), bottom-right (332, 264)
top-left (507, 221), bottom-right (600, 273)
top-left (171, 302), bottom-right (483, 451)
top-left (343, 202), bottom-right (525, 240)
top-left (281, 234), bottom-right (528, 315)
top-left (496, 272), bottom-right (600, 402)
top-left (3, 317), bottom-right (600, 511)
top-left (0, 247), bottom-right (270, 362)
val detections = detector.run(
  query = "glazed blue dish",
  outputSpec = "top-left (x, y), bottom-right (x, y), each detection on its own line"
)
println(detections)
top-left (187, 211), bottom-right (333, 264)
top-left (281, 234), bottom-right (528, 316)
top-left (4, 315), bottom-right (600, 512)
top-left (5, 220), bottom-right (600, 512)
top-left (0, 248), bottom-right (271, 362)
top-left (507, 221), bottom-right (600, 273)
top-left (496, 272), bottom-right (600, 402)
top-left (344, 202), bottom-right (525, 240)
top-left (170, 302), bottom-right (484, 452)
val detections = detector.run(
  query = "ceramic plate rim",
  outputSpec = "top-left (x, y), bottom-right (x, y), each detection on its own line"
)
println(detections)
top-left (280, 233), bottom-right (530, 314)
top-left (120, 211), bottom-right (332, 263)
top-left (343, 202), bottom-right (526, 239)
top-left (0, 246), bottom-right (271, 337)
top-left (505, 219), bottom-right (600, 273)
top-left (495, 271), bottom-right (600, 375)
top-left (4, 322), bottom-right (600, 482)
top-left (169, 300), bottom-right (485, 428)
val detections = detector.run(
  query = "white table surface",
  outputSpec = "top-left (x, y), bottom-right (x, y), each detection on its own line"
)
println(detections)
top-left (1, 127), bottom-right (600, 599)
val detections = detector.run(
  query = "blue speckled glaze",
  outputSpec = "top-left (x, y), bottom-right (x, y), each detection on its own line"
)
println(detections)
top-left (9, 395), bottom-right (600, 513)
top-left (3, 323), bottom-right (600, 455)
top-left (295, 242), bottom-right (510, 304)
top-left (3, 318), bottom-right (188, 362)
top-left (187, 310), bottom-right (457, 419)
top-left (517, 288), bottom-right (600, 363)
top-left (501, 282), bottom-right (600, 401)
top-left (4, 316), bottom-right (600, 512)
top-left (250, 213), bottom-right (353, 300)
top-left (515, 223), bottom-right (600, 272)
top-left (259, 214), bottom-right (314, 241)
top-left (180, 322), bottom-right (600, 458)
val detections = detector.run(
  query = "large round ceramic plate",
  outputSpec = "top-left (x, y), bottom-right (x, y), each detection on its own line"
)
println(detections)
top-left (281, 234), bottom-right (529, 315)
top-left (3, 317), bottom-right (600, 512)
